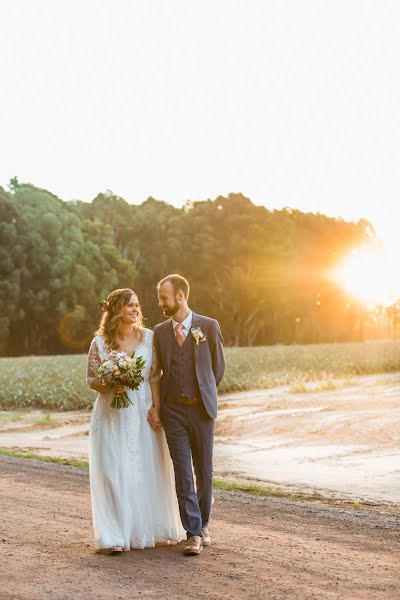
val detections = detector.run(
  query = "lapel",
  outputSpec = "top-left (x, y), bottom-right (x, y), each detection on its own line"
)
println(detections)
top-left (190, 312), bottom-right (202, 363)
top-left (162, 318), bottom-right (174, 371)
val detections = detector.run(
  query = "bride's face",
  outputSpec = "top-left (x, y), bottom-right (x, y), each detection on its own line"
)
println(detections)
top-left (121, 294), bottom-right (140, 325)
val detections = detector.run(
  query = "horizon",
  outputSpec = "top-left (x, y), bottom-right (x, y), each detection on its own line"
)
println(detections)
top-left (4, 178), bottom-right (376, 226)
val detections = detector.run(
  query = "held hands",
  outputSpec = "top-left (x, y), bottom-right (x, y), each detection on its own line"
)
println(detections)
top-left (147, 406), bottom-right (162, 431)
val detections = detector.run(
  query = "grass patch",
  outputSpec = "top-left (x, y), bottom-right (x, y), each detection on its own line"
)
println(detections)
top-left (213, 477), bottom-right (284, 497)
top-left (291, 379), bottom-right (338, 394)
top-left (316, 380), bottom-right (337, 391)
top-left (31, 413), bottom-right (52, 426)
top-left (0, 340), bottom-right (399, 410)
top-left (290, 382), bottom-right (308, 394)
top-left (0, 411), bottom-right (22, 423)
top-left (352, 501), bottom-right (362, 510)
top-left (0, 447), bottom-right (89, 469)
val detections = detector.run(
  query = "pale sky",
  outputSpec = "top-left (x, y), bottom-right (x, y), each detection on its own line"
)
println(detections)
top-left (1, 0), bottom-right (399, 256)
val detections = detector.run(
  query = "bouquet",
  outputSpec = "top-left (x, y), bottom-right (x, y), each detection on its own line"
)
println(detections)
top-left (97, 350), bottom-right (146, 409)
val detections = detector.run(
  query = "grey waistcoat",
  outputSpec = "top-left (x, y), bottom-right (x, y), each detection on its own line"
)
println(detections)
top-left (166, 332), bottom-right (201, 399)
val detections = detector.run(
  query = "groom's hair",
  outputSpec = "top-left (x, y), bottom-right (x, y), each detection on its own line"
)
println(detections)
top-left (157, 274), bottom-right (190, 299)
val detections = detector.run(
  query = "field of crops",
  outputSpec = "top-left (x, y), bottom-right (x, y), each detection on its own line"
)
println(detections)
top-left (0, 340), bottom-right (399, 411)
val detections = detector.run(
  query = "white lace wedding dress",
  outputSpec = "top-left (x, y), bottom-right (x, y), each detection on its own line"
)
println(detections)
top-left (86, 328), bottom-right (185, 551)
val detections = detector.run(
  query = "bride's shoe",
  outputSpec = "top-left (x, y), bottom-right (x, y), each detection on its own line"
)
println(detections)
top-left (96, 546), bottom-right (124, 555)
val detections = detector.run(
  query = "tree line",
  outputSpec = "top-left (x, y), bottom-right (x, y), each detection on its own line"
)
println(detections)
top-left (0, 178), bottom-right (381, 356)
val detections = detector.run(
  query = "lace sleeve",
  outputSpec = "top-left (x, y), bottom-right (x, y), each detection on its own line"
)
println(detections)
top-left (86, 338), bottom-right (101, 388)
top-left (149, 337), bottom-right (161, 384)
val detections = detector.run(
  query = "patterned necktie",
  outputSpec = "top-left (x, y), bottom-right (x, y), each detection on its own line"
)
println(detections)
top-left (175, 323), bottom-right (185, 346)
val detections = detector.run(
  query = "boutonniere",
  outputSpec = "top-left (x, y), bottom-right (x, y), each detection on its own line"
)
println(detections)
top-left (191, 327), bottom-right (206, 346)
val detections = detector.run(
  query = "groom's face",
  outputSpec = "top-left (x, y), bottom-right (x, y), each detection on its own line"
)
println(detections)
top-left (158, 282), bottom-right (181, 318)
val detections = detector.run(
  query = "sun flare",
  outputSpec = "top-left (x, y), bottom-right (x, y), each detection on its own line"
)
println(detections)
top-left (331, 248), bottom-right (399, 307)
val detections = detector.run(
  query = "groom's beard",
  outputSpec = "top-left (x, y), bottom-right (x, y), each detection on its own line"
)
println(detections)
top-left (162, 302), bottom-right (180, 318)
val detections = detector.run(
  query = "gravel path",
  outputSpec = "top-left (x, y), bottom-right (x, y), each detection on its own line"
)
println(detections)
top-left (1, 456), bottom-right (399, 599)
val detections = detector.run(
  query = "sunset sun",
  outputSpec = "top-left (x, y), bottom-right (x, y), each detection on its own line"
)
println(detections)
top-left (331, 247), bottom-right (398, 307)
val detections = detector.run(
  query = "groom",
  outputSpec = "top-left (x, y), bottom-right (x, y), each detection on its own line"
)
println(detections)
top-left (151, 274), bottom-right (225, 556)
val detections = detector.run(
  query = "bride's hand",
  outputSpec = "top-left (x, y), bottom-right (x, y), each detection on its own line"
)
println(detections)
top-left (147, 407), bottom-right (162, 430)
top-left (113, 385), bottom-right (127, 395)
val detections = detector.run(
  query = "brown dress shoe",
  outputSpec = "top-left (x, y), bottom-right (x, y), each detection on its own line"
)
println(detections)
top-left (183, 535), bottom-right (203, 555)
top-left (201, 527), bottom-right (211, 546)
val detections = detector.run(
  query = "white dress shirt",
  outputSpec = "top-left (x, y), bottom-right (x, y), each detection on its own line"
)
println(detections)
top-left (171, 310), bottom-right (193, 341)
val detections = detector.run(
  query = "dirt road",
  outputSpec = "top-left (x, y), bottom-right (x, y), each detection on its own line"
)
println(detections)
top-left (0, 457), bottom-right (399, 599)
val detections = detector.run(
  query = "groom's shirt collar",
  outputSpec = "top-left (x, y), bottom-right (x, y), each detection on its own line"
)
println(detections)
top-left (172, 310), bottom-right (192, 338)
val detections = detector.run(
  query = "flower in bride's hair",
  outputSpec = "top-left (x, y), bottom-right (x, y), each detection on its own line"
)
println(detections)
top-left (98, 299), bottom-right (109, 312)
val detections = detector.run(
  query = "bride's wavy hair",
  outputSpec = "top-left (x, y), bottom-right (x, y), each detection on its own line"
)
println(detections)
top-left (95, 288), bottom-right (144, 350)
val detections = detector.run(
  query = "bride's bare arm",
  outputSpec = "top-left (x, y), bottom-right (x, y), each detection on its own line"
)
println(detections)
top-left (150, 379), bottom-right (161, 412)
top-left (148, 379), bottom-right (162, 429)
top-left (148, 336), bottom-right (162, 429)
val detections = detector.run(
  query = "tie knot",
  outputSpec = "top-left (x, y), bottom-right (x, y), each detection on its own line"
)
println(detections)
top-left (175, 323), bottom-right (183, 332)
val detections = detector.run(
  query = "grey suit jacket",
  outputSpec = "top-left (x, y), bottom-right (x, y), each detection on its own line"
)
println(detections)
top-left (153, 312), bottom-right (225, 419)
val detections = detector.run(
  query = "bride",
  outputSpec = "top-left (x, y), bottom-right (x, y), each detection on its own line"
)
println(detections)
top-left (86, 288), bottom-right (185, 552)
